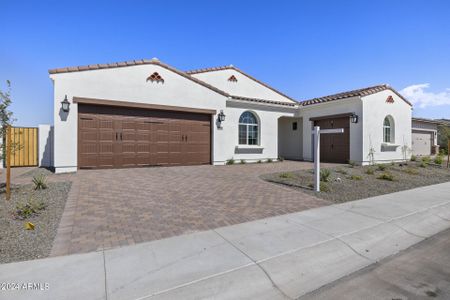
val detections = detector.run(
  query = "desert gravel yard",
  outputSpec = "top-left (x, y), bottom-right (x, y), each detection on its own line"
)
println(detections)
top-left (0, 181), bottom-right (71, 263)
top-left (262, 161), bottom-right (450, 203)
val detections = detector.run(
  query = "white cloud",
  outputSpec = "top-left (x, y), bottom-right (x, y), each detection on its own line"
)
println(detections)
top-left (400, 83), bottom-right (450, 108)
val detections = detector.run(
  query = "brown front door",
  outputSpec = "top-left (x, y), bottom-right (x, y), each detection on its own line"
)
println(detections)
top-left (78, 104), bottom-right (211, 169)
top-left (314, 117), bottom-right (350, 163)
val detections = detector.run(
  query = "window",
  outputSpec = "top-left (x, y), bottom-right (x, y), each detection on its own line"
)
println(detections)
top-left (239, 111), bottom-right (259, 145)
top-left (383, 116), bottom-right (394, 143)
top-left (292, 122), bottom-right (298, 131)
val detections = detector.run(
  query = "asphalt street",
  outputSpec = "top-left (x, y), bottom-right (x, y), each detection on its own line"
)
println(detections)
top-left (301, 228), bottom-right (450, 300)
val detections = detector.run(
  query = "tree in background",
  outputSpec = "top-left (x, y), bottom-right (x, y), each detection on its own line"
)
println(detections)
top-left (438, 124), bottom-right (450, 155)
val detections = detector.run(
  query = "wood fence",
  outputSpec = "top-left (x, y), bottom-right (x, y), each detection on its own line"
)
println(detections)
top-left (8, 127), bottom-right (38, 167)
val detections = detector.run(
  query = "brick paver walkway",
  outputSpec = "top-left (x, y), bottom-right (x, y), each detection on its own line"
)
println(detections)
top-left (13, 161), bottom-right (334, 256)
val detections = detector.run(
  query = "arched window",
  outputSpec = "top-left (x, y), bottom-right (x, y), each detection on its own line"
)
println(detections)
top-left (239, 111), bottom-right (259, 145)
top-left (383, 116), bottom-right (394, 143)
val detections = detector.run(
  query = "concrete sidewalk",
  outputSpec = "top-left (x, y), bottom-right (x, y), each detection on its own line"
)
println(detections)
top-left (1, 183), bottom-right (449, 300)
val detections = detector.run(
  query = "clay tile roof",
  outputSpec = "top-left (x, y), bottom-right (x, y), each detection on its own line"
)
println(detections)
top-left (300, 84), bottom-right (412, 107)
top-left (186, 65), bottom-right (297, 103)
top-left (230, 95), bottom-right (298, 107)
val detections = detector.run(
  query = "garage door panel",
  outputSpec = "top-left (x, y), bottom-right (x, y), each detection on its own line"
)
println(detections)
top-left (78, 104), bottom-right (211, 169)
top-left (412, 131), bottom-right (432, 156)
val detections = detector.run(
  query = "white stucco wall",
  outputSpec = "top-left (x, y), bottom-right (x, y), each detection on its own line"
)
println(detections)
top-left (191, 69), bottom-right (295, 103)
top-left (300, 97), bottom-right (363, 163)
top-left (216, 100), bottom-right (297, 164)
top-left (361, 90), bottom-right (412, 164)
top-left (38, 124), bottom-right (54, 167)
top-left (51, 64), bottom-right (296, 172)
top-left (278, 117), bottom-right (303, 160)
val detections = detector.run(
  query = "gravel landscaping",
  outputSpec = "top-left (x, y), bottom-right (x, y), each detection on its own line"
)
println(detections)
top-left (0, 181), bottom-right (71, 264)
top-left (262, 161), bottom-right (450, 203)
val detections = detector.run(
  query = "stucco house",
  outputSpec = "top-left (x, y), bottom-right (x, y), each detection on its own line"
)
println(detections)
top-left (48, 58), bottom-right (413, 173)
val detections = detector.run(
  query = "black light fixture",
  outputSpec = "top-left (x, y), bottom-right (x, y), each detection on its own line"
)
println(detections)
top-left (218, 110), bottom-right (226, 122)
top-left (61, 95), bottom-right (70, 112)
top-left (350, 113), bottom-right (358, 124)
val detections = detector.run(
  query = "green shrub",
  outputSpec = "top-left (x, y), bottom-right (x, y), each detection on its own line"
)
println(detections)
top-left (32, 174), bottom-right (48, 190)
top-left (278, 156), bottom-right (284, 162)
top-left (419, 162), bottom-right (427, 168)
top-left (365, 167), bottom-right (375, 175)
top-left (377, 164), bottom-right (387, 171)
top-left (349, 175), bottom-right (362, 180)
top-left (434, 155), bottom-right (443, 165)
top-left (320, 182), bottom-right (330, 192)
top-left (279, 172), bottom-right (294, 179)
top-left (257, 160), bottom-right (262, 164)
top-left (421, 156), bottom-right (431, 164)
top-left (405, 167), bottom-right (419, 175)
top-left (14, 199), bottom-right (47, 220)
top-left (226, 158), bottom-right (235, 165)
top-left (267, 158), bottom-right (273, 163)
top-left (336, 168), bottom-right (348, 175)
top-left (410, 155), bottom-right (417, 161)
top-left (377, 172), bottom-right (395, 181)
top-left (320, 169), bottom-right (331, 182)
top-left (348, 160), bottom-right (356, 168)
top-left (240, 159), bottom-right (246, 164)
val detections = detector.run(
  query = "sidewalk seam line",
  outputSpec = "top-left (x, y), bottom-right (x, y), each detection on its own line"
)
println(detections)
top-left (212, 229), bottom-right (293, 300)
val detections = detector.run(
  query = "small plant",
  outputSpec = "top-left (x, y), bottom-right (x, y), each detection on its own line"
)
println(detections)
top-left (240, 159), bottom-right (246, 164)
top-left (349, 175), bottom-right (362, 180)
top-left (32, 174), bottom-right (48, 190)
top-left (267, 158), bottom-right (273, 163)
top-left (419, 161), bottom-right (427, 168)
top-left (348, 160), bottom-right (356, 168)
top-left (257, 160), bottom-right (262, 164)
top-left (278, 156), bottom-right (284, 162)
top-left (320, 182), bottom-right (330, 192)
top-left (365, 167), bottom-right (375, 175)
top-left (377, 172), bottom-right (395, 181)
top-left (434, 155), bottom-right (443, 165)
top-left (320, 169), bottom-right (331, 182)
top-left (377, 164), bottom-right (387, 171)
top-left (14, 199), bottom-right (47, 220)
top-left (404, 167), bottom-right (419, 175)
top-left (336, 168), bottom-right (348, 175)
top-left (279, 172), bottom-right (294, 179)
top-left (421, 156), bottom-right (431, 164)
top-left (226, 158), bottom-right (235, 165)
top-left (368, 146), bottom-right (376, 165)
top-left (390, 161), bottom-right (395, 166)
top-left (410, 155), bottom-right (417, 162)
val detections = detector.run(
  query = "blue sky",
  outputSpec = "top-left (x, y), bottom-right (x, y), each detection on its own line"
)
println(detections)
top-left (1, 0), bottom-right (449, 126)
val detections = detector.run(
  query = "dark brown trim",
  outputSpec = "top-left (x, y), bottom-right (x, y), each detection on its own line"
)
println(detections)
top-left (73, 97), bottom-right (217, 115)
top-left (309, 113), bottom-right (354, 122)
top-left (412, 117), bottom-right (447, 126)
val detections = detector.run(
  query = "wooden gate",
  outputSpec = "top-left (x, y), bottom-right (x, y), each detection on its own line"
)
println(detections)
top-left (8, 127), bottom-right (38, 167)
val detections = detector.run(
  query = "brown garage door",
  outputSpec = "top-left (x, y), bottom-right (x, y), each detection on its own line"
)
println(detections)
top-left (78, 104), bottom-right (211, 169)
top-left (314, 116), bottom-right (350, 163)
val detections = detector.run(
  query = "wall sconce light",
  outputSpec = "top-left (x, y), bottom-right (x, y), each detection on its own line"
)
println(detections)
top-left (350, 113), bottom-right (358, 124)
top-left (61, 95), bottom-right (70, 112)
top-left (218, 110), bottom-right (226, 122)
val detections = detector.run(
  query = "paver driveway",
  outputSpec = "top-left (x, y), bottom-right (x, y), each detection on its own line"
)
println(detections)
top-left (50, 161), bottom-right (333, 256)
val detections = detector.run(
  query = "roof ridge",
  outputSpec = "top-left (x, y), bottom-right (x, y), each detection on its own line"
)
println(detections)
top-left (187, 65), bottom-right (297, 103)
top-left (300, 84), bottom-right (404, 106)
top-left (49, 58), bottom-right (231, 98)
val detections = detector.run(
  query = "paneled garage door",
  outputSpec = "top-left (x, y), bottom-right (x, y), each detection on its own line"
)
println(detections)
top-left (313, 116), bottom-right (350, 163)
top-left (78, 104), bottom-right (211, 169)
top-left (412, 130), bottom-right (432, 156)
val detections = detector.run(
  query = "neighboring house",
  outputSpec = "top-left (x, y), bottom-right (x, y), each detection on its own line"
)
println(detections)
top-left (49, 58), bottom-right (412, 173)
top-left (411, 117), bottom-right (442, 156)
